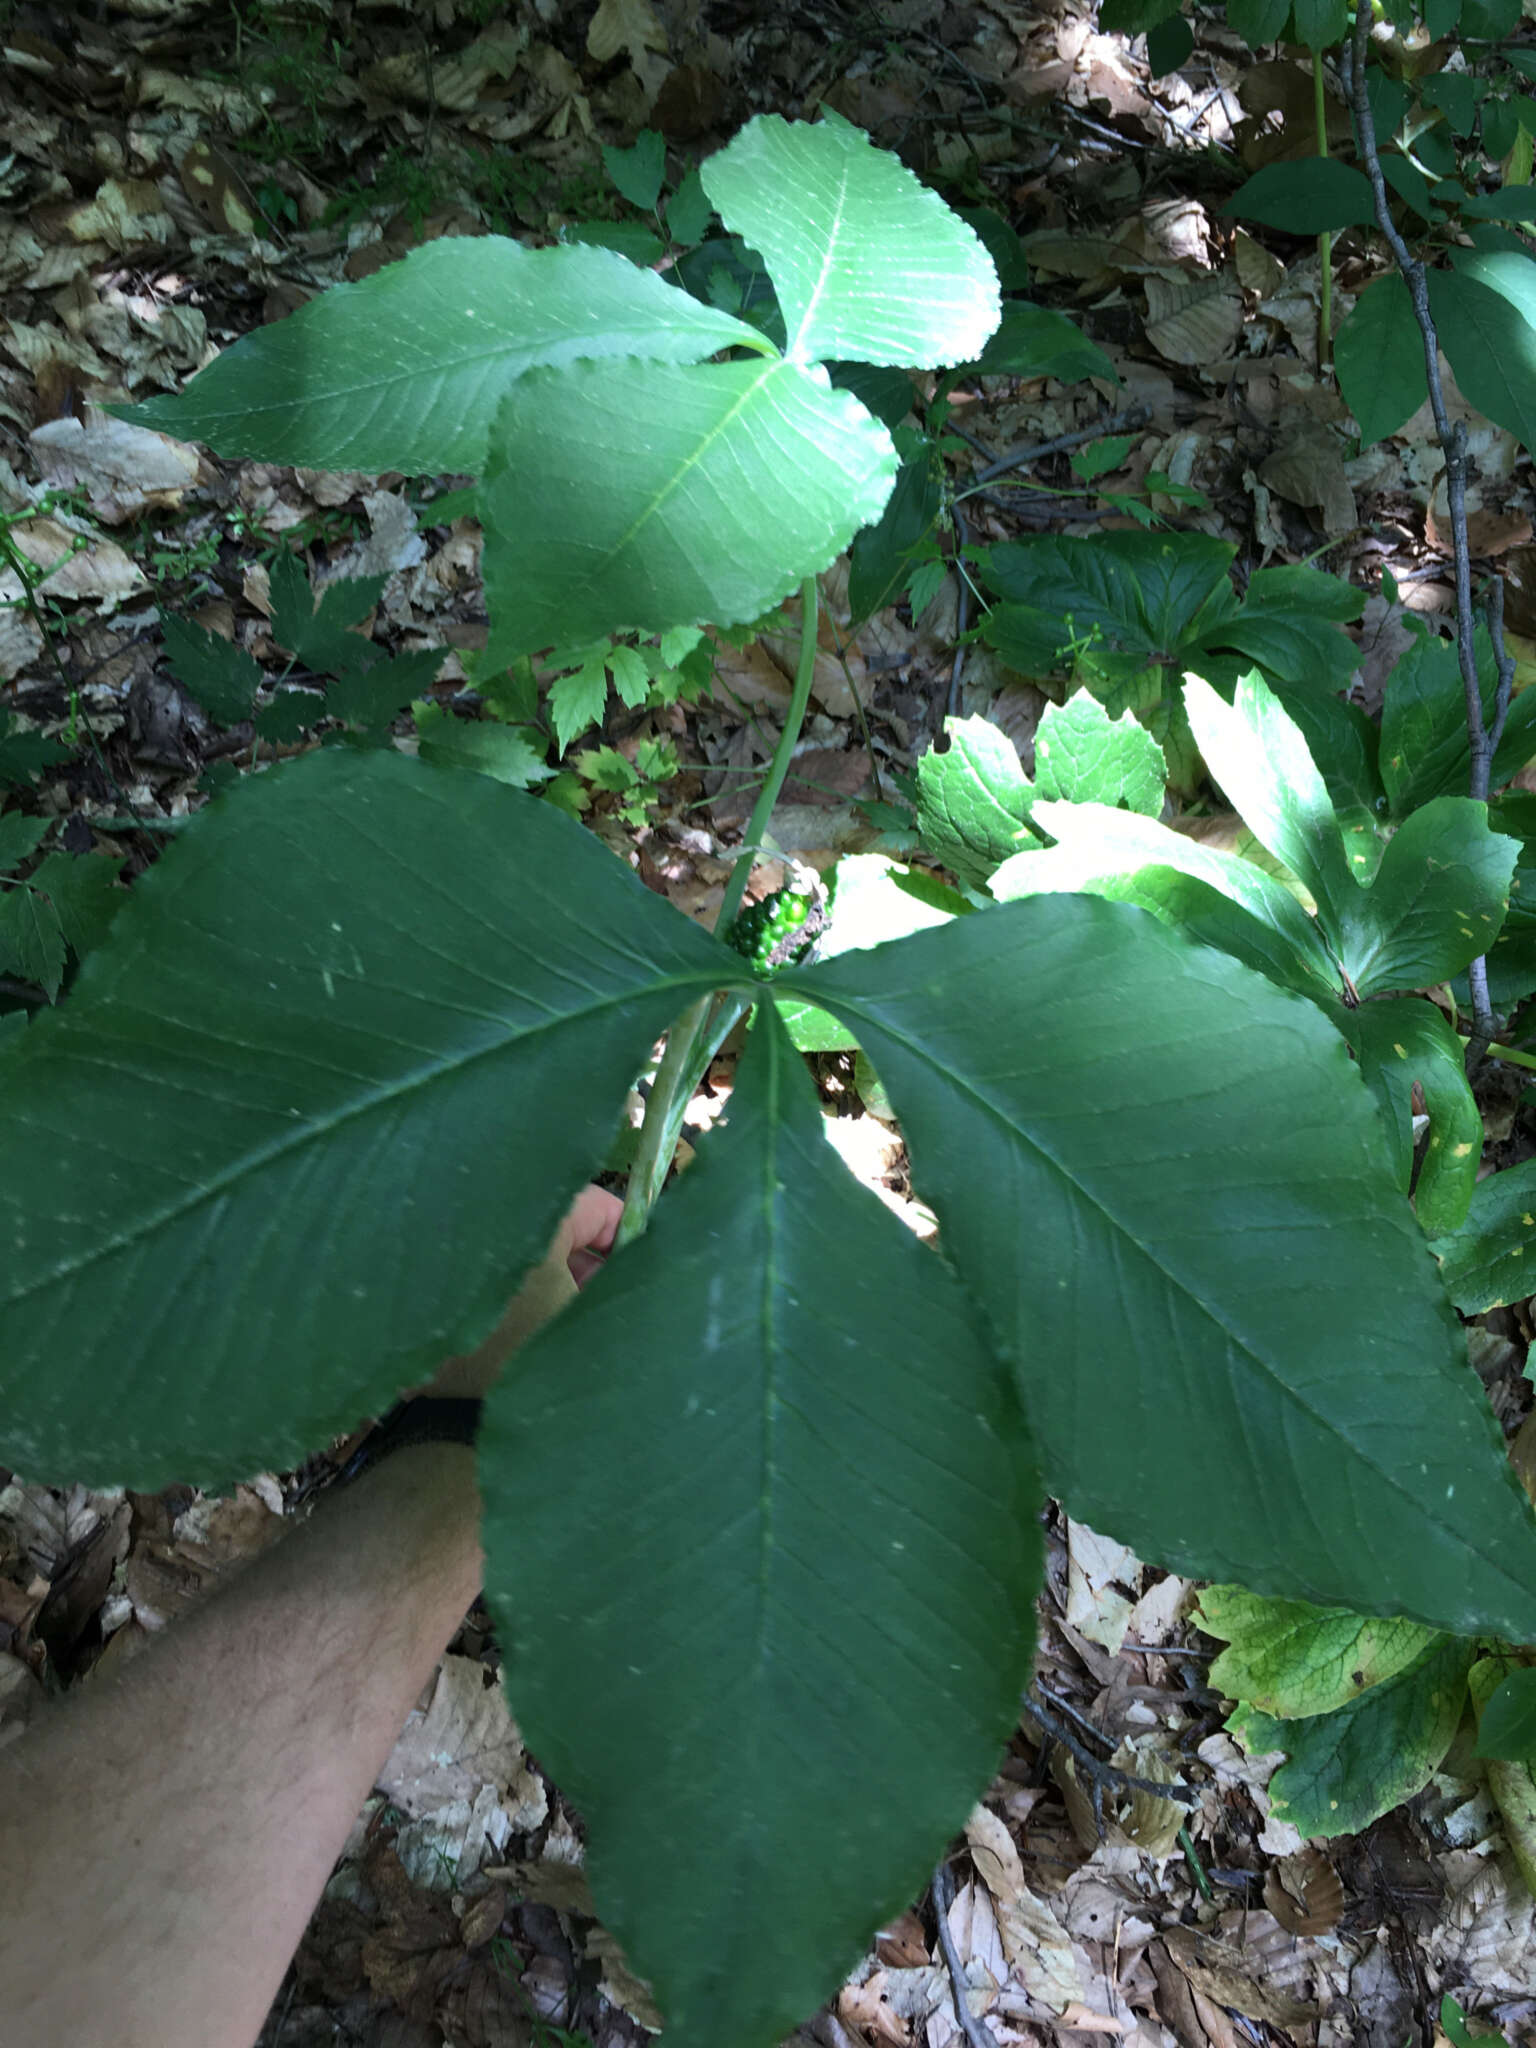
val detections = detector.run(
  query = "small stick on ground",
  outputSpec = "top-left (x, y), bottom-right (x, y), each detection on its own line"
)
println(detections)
top-left (930, 1857), bottom-right (1001, 2048)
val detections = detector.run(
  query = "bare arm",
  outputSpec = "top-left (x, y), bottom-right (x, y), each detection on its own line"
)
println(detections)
top-left (1, 1442), bottom-right (480, 2048)
top-left (0, 1185), bottom-right (622, 2048)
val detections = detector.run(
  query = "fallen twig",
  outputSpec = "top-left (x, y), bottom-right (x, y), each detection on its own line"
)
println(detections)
top-left (930, 1857), bottom-right (1001, 2048)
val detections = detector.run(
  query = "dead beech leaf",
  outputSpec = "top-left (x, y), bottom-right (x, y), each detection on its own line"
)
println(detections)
top-left (587, 1921), bottom-right (664, 2030)
top-left (55, 177), bottom-right (174, 255)
top-left (30, 409), bottom-right (201, 523)
top-left (377, 1655), bottom-right (548, 1831)
top-left (1264, 1846), bottom-right (1345, 1935)
top-left (838, 1968), bottom-right (911, 2047)
top-left (3, 515), bottom-right (146, 606)
top-left (178, 140), bottom-right (260, 236)
top-left (1233, 228), bottom-right (1285, 298)
top-left (1020, 230), bottom-right (1132, 289)
top-left (1142, 274), bottom-right (1243, 366)
top-left (875, 1907), bottom-right (931, 1968)
top-left (1259, 422), bottom-right (1356, 534)
top-left (1110, 1736), bottom-right (1186, 1857)
top-left (587, 0), bottom-right (667, 64)
top-left (781, 746), bottom-right (872, 806)
top-left (964, 1803), bottom-right (1084, 2011)
top-left (1160, 1925), bottom-right (1315, 2027)
top-left (483, 1857), bottom-right (593, 1917)
top-left (1057, 2001), bottom-right (1132, 2033)
top-left (1428, 502), bottom-right (1532, 561)
top-left (1066, 1518), bottom-right (1140, 1651)
top-left (125, 1483), bottom-right (285, 1630)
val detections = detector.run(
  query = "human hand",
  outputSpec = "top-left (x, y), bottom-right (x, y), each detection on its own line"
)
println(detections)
top-left (421, 1184), bottom-right (623, 1401)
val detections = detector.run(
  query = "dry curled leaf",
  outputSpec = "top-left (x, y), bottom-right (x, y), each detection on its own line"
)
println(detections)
top-left (1263, 1846), bottom-right (1345, 1936)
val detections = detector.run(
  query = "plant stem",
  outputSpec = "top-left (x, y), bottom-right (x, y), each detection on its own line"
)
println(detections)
top-left (1464, 1037), bottom-right (1536, 1074)
top-left (1314, 54), bottom-right (1333, 369)
top-left (1179, 1823), bottom-right (1215, 1903)
top-left (616, 576), bottom-right (822, 1245)
top-left (1316, 230), bottom-right (1333, 365)
top-left (715, 575), bottom-right (820, 936)
top-left (1343, 0), bottom-right (1508, 1057)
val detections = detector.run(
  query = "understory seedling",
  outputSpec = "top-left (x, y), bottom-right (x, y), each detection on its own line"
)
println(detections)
top-left (909, 660), bottom-right (1536, 1833)
top-left (1106, 0), bottom-right (1536, 443)
top-left (5, 114), bottom-right (1536, 2046)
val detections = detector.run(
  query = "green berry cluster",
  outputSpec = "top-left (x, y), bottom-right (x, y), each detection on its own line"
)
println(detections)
top-left (726, 883), bottom-right (823, 974)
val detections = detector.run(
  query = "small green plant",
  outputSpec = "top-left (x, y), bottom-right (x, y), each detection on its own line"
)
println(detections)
top-left (908, 663), bottom-right (1536, 1841)
top-left (160, 549), bottom-right (448, 760)
top-left (6, 115), bottom-right (1536, 2047)
top-left (1105, 0), bottom-right (1536, 439)
top-left (226, 0), bottom-right (349, 165)
top-left (0, 818), bottom-right (124, 1008)
top-left (971, 530), bottom-right (1366, 790)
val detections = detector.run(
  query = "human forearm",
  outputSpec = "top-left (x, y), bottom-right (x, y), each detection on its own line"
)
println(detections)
top-left (0, 1444), bottom-right (481, 2048)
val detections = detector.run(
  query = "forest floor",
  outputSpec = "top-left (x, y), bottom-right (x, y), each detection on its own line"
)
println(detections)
top-left (3, 1), bottom-right (1536, 2044)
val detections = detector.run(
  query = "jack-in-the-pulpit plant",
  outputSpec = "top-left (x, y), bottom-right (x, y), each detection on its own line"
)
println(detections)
top-left (3, 115), bottom-right (1535, 2047)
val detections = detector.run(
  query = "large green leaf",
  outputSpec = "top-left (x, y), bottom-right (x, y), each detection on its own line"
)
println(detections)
top-left (700, 113), bottom-right (1000, 368)
top-left (1479, 792), bottom-right (1536, 1006)
top-left (1183, 673), bottom-right (1360, 939)
top-left (1231, 1637), bottom-right (1473, 1836)
top-left (1475, 1666), bottom-right (1536, 1761)
top-left (913, 715), bottom-right (1039, 888)
top-left (1213, 565), bottom-right (1364, 692)
top-left (970, 303), bottom-right (1117, 384)
top-left (480, 358), bottom-right (897, 659)
top-left (992, 800), bottom-right (1345, 1010)
top-left (982, 531), bottom-right (1237, 679)
top-left (161, 615), bottom-right (262, 725)
top-left (1196, 1584), bottom-right (1442, 1719)
top-left (1272, 688), bottom-right (1385, 849)
top-left (1431, 1156), bottom-right (1536, 1312)
top-left (0, 751), bottom-right (735, 1489)
top-left (480, 1004), bottom-right (1039, 2048)
top-left (1336, 272), bottom-right (1429, 445)
top-left (1292, 0), bottom-right (1351, 47)
top-left (1428, 264), bottom-right (1536, 451)
top-left (782, 897), bottom-right (1536, 1639)
top-left (847, 444), bottom-right (943, 621)
top-left (1227, 160), bottom-right (1378, 233)
top-left (1032, 691), bottom-right (1166, 816)
top-left (113, 236), bottom-right (765, 473)
top-left (1348, 996), bottom-right (1482, 1228)
top-left (1228, 0), bottom-right (1292, 42)
top-left (1379, 625), bottom-right (1536, 815)
top-left (1335, 796), bottom-right (1515, 997)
